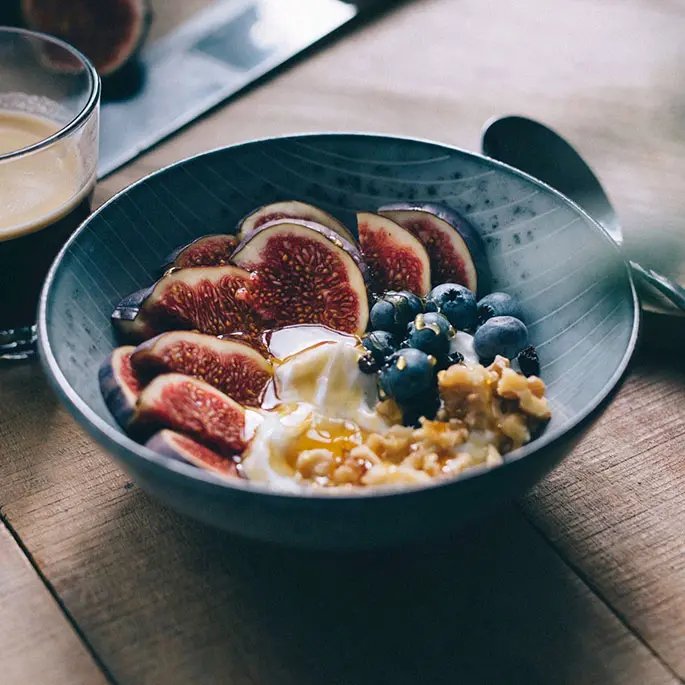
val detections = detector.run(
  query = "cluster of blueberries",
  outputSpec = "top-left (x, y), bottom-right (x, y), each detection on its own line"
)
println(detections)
top-left (359, 284), bottom-right (538, 424)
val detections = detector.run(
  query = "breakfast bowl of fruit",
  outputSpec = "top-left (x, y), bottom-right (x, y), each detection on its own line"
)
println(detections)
top-left (38, 133), bottom-right (639, 548)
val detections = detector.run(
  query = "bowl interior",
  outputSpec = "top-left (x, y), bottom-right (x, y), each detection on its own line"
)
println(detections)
top-left (41, 133), bottom-right (637, 486)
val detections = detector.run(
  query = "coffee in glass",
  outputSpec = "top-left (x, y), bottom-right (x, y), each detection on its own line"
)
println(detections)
top-left (0, 28), bottom-right (100, 359)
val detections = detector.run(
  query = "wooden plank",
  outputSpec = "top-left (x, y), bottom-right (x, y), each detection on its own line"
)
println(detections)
top-left (0, 523), bottom-right (108, 685)
top-left (523, 341), bottom-right (685, 676)
top-left (0, 365), bottom-right (675, 683)
top-left (0, 0), bottom-right (683, 682)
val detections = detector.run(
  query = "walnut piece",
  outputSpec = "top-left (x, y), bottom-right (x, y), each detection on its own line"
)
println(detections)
top-left (287, 355), bottom-right (551, 488)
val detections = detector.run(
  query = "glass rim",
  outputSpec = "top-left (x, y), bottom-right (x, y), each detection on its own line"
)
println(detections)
top-left (0, 26), bottom-right (101, 163)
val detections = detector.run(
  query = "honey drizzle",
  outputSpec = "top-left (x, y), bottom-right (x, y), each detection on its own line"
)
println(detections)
top-left (285, 415), bottom-right (363, 469)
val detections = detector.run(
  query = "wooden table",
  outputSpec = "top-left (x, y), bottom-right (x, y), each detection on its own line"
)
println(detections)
top-left (2, 1), bottom-right (684, 683)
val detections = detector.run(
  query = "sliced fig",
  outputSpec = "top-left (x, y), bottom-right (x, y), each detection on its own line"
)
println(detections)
top-left (131, 331), bottom-right (272, 407)
top-left (140, 265), bottom-right (264, 346)
top-left (22, 0), bottom-right (151, 77)
top-left (232, 219), bottom-right (369, 335)
top-left (98, 346), bottom-right (142, 428)
top-left (357, 212), bottom-right (431, 296)
top-left (133, 373), bottom-right (246, 456)
top-left (378, 203), bottom-right (490, 295)
top-left (146, 429), bottom-right (240, 479)
top-left (111, 285), bottom-right (156, 342)
top-left (239, 200), bottom-right (356, 245)
top-left (162, 234), bottom-right (238, 271)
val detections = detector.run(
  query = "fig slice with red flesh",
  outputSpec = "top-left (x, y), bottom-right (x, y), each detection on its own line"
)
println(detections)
top-left (140, 265), bottom-right (264, 347)
top-left (131, 331), bottom-right (272, 407)
top-left (357, 212), bottom-right (431, 297)
top-left (145, 429), bottom-right (241, 479)
top-left (162, 234), bottom-right (238, 271)
top-left (132, 373), bottom-right (246, 456)
top-left (239, 200), bottom-right (356, 245)
top-left (22, 0), bottom-right (151, 76)
top-left (98, 346), bottom-right (142, 428)
top-left (231, 219), bottom-right (369, 335)
top-left (111, 285), bottom-right (156, 342)
top-left (378, 203), bottom-right (491, 295)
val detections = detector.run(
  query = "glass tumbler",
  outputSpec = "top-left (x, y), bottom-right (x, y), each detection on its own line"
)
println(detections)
top-left (0, 27), bottom-right (100, 360)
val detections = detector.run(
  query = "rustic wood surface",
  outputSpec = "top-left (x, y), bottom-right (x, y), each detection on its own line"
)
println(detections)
top-left (0, 524), bottom-right (107, 685)
top-left (1, 0), bottom-right (684, 683)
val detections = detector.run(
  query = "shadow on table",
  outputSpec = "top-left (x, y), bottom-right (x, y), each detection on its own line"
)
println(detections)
top-left (98, 491), bottom-right (621, 684)
top-left (216, 514), bottom-right (589, 684)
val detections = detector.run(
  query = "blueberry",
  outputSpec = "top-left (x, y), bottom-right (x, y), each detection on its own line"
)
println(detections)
top-left (477, 292), bottom-right (524, 324)
top-left (370, 292), bottom-right (420, 335)
top-left (474, 316), bottom-right (528, 360)
top-left (379, 348), bottom-right (436, 403)
top-left (369, 299), bottom-right (396, 333)
top-left (406, 312), bottom-right (454, 357)
top-left (402, 392), bottom-right (440, 426)
top-left (357, 352), bottom-right (380, 374)
top-left (517, 345), bottom-right (540, 377)
top-left (362, 330), bottom-right (397, 365)
top-left (393, 290), bottom-right (424, 319)
top-left (425, 283), bottom-right (477, 330)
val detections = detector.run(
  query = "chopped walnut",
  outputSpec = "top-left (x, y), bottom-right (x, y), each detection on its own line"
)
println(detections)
top-left (295, 449), bottom-right (334, 479)
top-left (287, 355), bottom-right (550, 489)
top-left (376, 398), bottom-right (404, 425)
top-left (437, 363), bottom-right (496, 428)
top-left (347, 444), bottom-right (382, 466)
top-left (413, 419), bottom-right (468, 452)
top-left (498, 413), bottom-right (530, 449)
top-left (497, 367), bottom-right (551, 420)
top-left (362, 463), bottom-right (432, 486)
top-left (363, 425), bottom-right (414, 464)
top-left (332, 460), bottom-right (365, 484)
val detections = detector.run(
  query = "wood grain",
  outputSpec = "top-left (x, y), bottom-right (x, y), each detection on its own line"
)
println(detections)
top-left (1, 0), bottom-right (684, 682)
top-left (524, 342), bottom-right (685, 676)
top-left (0, 524), bottom-right (107, 685)
top-left (0, 365), bottom-right (676, 683)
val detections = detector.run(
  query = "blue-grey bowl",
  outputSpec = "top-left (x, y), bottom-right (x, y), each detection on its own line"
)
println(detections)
top-left (38, 134), bottom-right (639, 548)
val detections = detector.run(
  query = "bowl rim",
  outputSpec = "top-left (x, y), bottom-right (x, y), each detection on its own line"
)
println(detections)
top-left (38, 131), bottom-right (640, 501)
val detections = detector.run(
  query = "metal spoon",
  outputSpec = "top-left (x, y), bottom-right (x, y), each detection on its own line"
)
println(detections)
top-left (481, 115), bottom-right (685, 313)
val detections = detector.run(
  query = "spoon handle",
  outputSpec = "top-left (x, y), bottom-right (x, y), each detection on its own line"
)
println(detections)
top-left (629, 261), bottom-right (685, 312)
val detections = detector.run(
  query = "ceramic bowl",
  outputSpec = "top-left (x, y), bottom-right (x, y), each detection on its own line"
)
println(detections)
top-left (39, 134), bottom-right (639, 548)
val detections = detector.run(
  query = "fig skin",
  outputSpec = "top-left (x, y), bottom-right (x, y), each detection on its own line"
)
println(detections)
top-left (131, 330), bottom-right (272, 407)
top-left (146, 429), bottom-right (240, 479)
top-left (378, 203), bottom-right (491, 296)
top-left (239, 200), bottom-right (356, 245)
top-left (111, 285), bottom-right (156, 342)
top-left (98, 345), bottom-right (142, 428)
top-left (22, 0), bottom-right (152, 77)
top-left (161, 234), bottom-right (238, 272)
top-left (139, 265), bottom-right (264, 345)
top-left (132, 373), bottom-right (246, 457)
top-left (357, 212), bottom-right (431, 297)
top-left (232, 218), bottom-right (369, 336)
